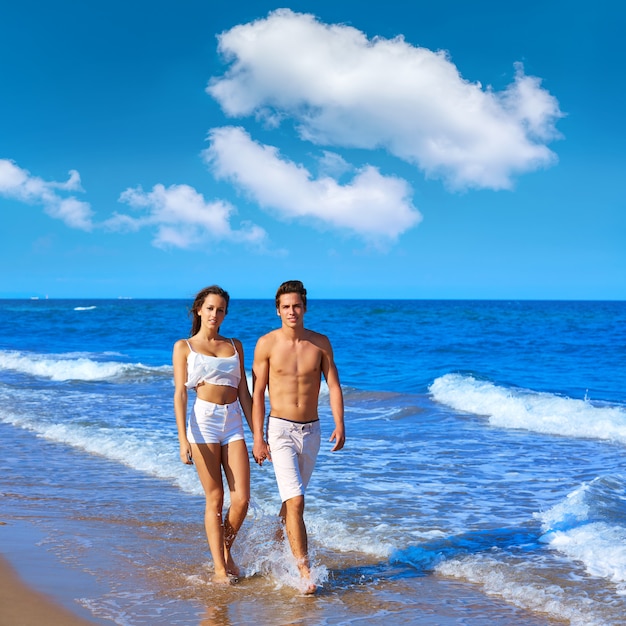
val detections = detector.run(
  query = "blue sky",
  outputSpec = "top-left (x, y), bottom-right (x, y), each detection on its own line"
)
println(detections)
top-left (1, 0), bottom-right (624, 300)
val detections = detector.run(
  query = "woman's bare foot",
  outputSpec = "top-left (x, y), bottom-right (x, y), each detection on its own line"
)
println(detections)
top-left (211, 571), bottom-right (235, 586)
top-left (224, 549), bottom-right (240, 578)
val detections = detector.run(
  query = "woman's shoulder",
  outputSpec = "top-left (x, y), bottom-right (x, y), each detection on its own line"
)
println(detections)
top-left (228, 336), bottom-right (244, 351)
top-left (173, 338), bottom-right (192, 353)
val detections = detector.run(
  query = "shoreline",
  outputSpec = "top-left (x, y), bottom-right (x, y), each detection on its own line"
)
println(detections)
top-left (0, 515), bottom-right (551, 626)
top-left (0, 423), bottom-right (560, 626)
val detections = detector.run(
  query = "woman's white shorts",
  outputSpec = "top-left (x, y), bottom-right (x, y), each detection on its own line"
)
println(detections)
top-left (267, 417), bottom-right (321, 502)
top-left (188, 398), bottom-right (245, 446)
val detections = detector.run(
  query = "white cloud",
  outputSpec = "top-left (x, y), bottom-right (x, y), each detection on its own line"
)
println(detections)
top-left (0, 159), bottom-right (93, 230)
top-left (110, 182), bottom-right (267, 249)
top-left (317, 151), bottom-right (353, 179)
top-left (203, 126), bottom-right (421, 240)
top-left (208, 9), bottom-right (563, 190)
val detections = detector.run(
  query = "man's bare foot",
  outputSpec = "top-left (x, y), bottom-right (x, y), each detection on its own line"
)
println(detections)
top-left (296, 559), bottom-right (316, 594)
top-left (301, 580), bottom-right (317, 595)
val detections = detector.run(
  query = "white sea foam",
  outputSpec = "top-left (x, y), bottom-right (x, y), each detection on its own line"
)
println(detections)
top-left (0, 349), bottom-right (169, 382)
top-left (537, 477), bottom-right (626, 592)
top-left (429, 373), bottom-right (626, 445)
top-left (435, 555), bottom-right (606, 626)
top-left (308, 515), bottom-right (394, 558)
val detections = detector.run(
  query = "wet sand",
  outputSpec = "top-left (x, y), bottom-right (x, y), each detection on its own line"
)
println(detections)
top-left (0, 518), bottom-right (109, 625)
top-left (0, 554), bottom-right (96, 626)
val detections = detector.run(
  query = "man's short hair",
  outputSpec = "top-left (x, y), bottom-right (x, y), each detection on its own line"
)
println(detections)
top-left (275, 280), bottom-right (307, 309)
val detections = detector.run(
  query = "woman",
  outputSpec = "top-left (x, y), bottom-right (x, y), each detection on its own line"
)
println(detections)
top-left (173, 285), bottom-right (252, 584)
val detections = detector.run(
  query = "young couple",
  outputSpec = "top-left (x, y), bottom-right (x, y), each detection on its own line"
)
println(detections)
top-left (172, 280), bottom-right (345, 594)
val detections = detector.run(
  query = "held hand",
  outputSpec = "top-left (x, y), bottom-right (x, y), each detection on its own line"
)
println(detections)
top-left (329, 427), bottom-right (345, 452)
top-left (252, 439), bottom-right (271, 466)
top-left (180, 442), bottom-right (193, 465)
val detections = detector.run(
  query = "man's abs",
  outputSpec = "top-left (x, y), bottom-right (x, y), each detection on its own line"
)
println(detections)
top-left (267, 401), bottom-right (319, 423)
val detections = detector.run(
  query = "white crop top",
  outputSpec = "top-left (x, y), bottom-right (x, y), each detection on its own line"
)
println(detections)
top-left (184, 339), bottom-right (241, 389)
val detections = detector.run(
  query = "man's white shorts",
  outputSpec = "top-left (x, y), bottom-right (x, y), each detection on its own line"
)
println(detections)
top-left (267, 417), bottom-right (321, 502)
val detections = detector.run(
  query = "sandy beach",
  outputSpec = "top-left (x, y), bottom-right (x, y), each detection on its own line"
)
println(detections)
top-left (0, 517), bottom-right (108, 626)
top-left (0, 554), bottom-right (96, 626)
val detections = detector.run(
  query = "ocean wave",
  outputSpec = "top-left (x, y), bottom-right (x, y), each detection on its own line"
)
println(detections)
top-left (537, 475), bottom-right (626, 591)
top-left (429, 373), bottom-right (626, 445)
top-left (0, 349), bottom-right (170, 382)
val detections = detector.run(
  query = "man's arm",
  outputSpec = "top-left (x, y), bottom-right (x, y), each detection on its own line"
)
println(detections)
top-left (321, 337), bottom-right (345, 452)
top-left (251, 335), bottom-right (272, 465)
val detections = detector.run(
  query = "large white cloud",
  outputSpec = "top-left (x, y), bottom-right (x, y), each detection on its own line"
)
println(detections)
top-left (203, 126), bottom-right (421, 240)
top-left (0, 159), bottom-right (93, 230)
top-left (207, 9), bottom-right (563, 190)
top-left (110, 183), bottom-right (267, 249)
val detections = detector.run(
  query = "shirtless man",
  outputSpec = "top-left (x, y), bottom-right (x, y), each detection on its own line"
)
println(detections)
top-left (252, 280), bottom-right (345, 594)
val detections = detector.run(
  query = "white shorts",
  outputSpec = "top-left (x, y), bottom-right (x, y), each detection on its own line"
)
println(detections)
top-left (267, 417), bottom-right (321, 502)
top-left (188, 398), bottom-right (245, 445)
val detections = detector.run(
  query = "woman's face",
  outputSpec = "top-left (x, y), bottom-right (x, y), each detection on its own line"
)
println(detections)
top-left (197, 293), bottom-right (227, 330)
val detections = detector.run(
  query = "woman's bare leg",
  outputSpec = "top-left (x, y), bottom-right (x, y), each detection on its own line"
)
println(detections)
top-left (221, 439), bottom-right (250, 577)
top-left (191, 442), bottom-right (231, 584)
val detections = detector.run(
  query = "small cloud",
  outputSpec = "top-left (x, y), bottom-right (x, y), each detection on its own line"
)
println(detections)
top-left (208, 9), bottom-right (563, 190)
top-left (108, 182), bottom-right (267, 249)
top-left (203, 126), bottom-right (421, 241)
top-left (317, 151), bottom-right (353, 179)
top-left (0, 159), bottom-right (93, 230)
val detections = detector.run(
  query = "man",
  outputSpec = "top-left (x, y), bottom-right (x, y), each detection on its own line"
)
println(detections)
top-left (252, 280), bottom-right (345, 594)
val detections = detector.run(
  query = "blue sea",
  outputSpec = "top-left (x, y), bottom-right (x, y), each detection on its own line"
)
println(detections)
top-left (1, 298), bottom-right (626, 625)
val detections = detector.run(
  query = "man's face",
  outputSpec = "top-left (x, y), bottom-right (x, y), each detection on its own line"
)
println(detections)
top-left (277, 293), bottom-right (305, 328)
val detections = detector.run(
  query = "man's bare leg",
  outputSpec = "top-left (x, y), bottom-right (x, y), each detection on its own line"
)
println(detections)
top-left (282, 496), bottom-right (316, 594)
top-left (275, 501), bottom-right (287, 542)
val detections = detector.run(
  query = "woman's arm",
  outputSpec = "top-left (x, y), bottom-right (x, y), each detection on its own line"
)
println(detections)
top-left (172, 339), bottom-right (192, 464)
top-left (234, 338), bottom-right (253, 432)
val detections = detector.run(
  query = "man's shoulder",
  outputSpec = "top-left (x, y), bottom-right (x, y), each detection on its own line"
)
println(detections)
top-left (255, 329), bottom-right (280, 347)
top-left (304, 328), bottom-right (332, 349)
